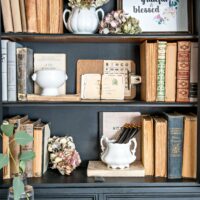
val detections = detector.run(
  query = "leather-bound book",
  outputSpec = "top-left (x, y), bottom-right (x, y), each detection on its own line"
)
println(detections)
top-left (25, 0), bottom-right (38, 33)
top-left (10, 0), bottom-right (22, 32)
top-left (19, 0), bottom-right (27, 32)
top-left (141, 115), bottom-right (154, 176)
top-left (165, 43), bottom-right (177, 102)
top-left (154, 117), bottom-right (167, 177)
top-left (176, 41), bottom-right (191, 102)
top-left (182, 114), bottom-right (197, 178)
top-left (3, 133), bottom-right (10, 179)
top-left (0, 0), bottom-right (14, 32)
top-left (37, 0), bottom-right (49, 33)
top-left (140, 41), bottom-right (157, 102)
top-left (49, 0), bottom-right (63, 33)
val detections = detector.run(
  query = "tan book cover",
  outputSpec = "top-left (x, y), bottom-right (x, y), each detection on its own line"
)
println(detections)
top-left (165, 43), bottom-right (177, 102)
top-left (25, 0), bottom-right (38, 33)
top-left (154, 117), bottom-right (167, 177)
top-left (182, 114), bottom-right (197, 178)
top-left (37, 0), bottom-right (49, 33)
top-left (140, 41), bottom-right (157, 102)
top-left (0, 0), bottom-right (14, 32)
top-left (10, 0), bottom-right (22, 32)
top-left (19, 0), bottom-right (27, 32)
top-left (49, 0), bottom-right (63, 33)
top-left (141, 115), bottom-right (154, 176)
top-left (3, 133), bottom-right (10, 179)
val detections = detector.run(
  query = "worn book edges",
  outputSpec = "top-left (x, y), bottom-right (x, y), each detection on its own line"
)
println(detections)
top-left (25, 0), bottom-right (38, 33)
top-left (19, 0), bottom-right (27, 32)
top-left (10, 0), bottom-right (22, 32)
top-left (33, 122), bottom-right (51, 177)
top-left (34, 54), bottom-right (66, 95)
top-left (17, 48), bottom-right (34, 101)
top-left (49, 0), bottom-right (63, 33)
top-left (20, 119), bottom-right (41, 177)
top-left (165, 43), bottom-right (177, 102)
top-left (164, 113), bottom-right (184, 179)
top-left (36, 0), bottom-right (49, 33)
top-left (8, 42), bottom-right (23, 101)
top-left (141, 115), bottom-right (154, 176)
top-left (182, 114), bottom-right (197, 178)
top-left (189, 42), bottom-right (198, 102)
top-left (3, 130), bottom-right (10, 179)
top-left (140, 41), bottom-right (157, 102)
top-left (153, 117), bottom-right (167, 177)
top-left (156, 41), bottom-right (167, 102)
top-left (176, 41), bottom-right (191, 102)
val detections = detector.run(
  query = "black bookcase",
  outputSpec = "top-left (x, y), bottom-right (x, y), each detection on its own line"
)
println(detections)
top-left (0, 0), bottom-right (200, 199)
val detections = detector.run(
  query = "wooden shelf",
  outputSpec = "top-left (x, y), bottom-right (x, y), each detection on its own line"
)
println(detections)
top-left (1, 33), bottom-right (198, 43)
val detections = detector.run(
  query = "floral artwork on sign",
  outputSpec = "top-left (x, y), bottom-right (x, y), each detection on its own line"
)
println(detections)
top-left (120, 0), bottom-right (189, 32)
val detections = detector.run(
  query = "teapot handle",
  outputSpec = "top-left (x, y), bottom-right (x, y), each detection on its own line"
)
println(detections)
top-left (63, 9), bottom-right (72, 30)
top-left (100, 136), bottom-right (107, 152)
top-left (96, 8), bottom-right (105, 21)
top-left (129, 138), bottom-right (137, 156)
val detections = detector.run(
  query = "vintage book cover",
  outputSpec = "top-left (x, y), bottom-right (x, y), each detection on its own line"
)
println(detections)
top-left (141, 115), bottom-right (154, 176)
top-left (33, 122), bottom-right (51, 177)
top-left (21, 119), bottom-right (41, 177)
top-left (165, 43), bottom-right (177, 102)
top-left (3, 132), bottom-right (10, 179)
top-left (25, 0), bottom-right (38, 33)
top-left (17, 48), bottom-right (34, 101)
top-left (10, 0), bottom-right (22, 32)
top-left (140, 41), bottom-right (157, 102)
top-left (8, 42), bottom-right (23, 101)
top-left (101, 74), bottom-right (125, 100)
top-left (156, 41), bottom-right (167, 102)
top-left (19, 0), bottom-right (27, 32)
top-left (182, 114), bottom-right (197, 178)
top-left (164, 113), bottom-right (184, 179)
top-left (1, 40), bottom-right (9, 101)
top-left (0, 0), bottom-right (14, 32)
top-left (81, 74), bottom-right (101, 99)
top-left (189, 42), bottom-right (198, 102)
top-left (36, 0), bottom-right (49, 33)
top-left (49, 0), bottom-right (63, 33)
top-left (34, 54), bottom-right (66, 95)
top-left (8, 115), bottom-right (29, 177)
top-left (176, 41), bottom-right (191, 102)
top-left (154, 117), bottom-right (167, 177)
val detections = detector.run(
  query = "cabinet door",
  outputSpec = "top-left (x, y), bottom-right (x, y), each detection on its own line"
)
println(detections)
top-left (37, 194), bottom-right (97, 200)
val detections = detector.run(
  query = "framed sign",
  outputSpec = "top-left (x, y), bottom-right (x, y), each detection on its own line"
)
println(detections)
top-left (117, 0), bottom-right (193, 33)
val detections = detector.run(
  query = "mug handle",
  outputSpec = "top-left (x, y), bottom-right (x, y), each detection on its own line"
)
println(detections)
top-left (32, 73), bottom-right (37, 81)
top-left (63, 9), bottom-right (72, 29)
top-left (96, 8), bottom-right (105, 21)
top-left (129, 138), bottom-right (137, 156)
top-left (100, 136), bottom-right (107, 152)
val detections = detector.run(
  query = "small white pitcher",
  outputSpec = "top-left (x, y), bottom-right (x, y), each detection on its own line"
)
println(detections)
top-left (63, 7), bottom-right (104, 34)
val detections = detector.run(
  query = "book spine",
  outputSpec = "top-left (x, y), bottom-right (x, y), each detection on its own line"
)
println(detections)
top-left (0, 0), bottom-right (14, 32)
top-left (189, 42), bottom-right (198, 102)
top-left (19, 0), bottom-right (27, 32)
top-left (1, 40), bottom-right (8, 101)
top-left (166, 114), bottom-right (184, 179)
top-left (43, 124), bottom-right (50, 174)
top-left (25, 0), bottom-right (38, 33)
top-left (176, 41), bottom-right (191, 102)
top-left (3, 134), bottom-right (10, 179)
top-left (156, 41), bottom-right (167, 102)
top-left (10, 0), bottom-right (22, 32)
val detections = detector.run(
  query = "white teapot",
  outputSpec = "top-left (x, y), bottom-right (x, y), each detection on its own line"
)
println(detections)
top-left (100, 137), bottom-right (137, 169)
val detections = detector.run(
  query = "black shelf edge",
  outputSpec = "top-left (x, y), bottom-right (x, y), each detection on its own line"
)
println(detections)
top-left (1, 33), bottom-right (199, 43)
top-left (2, 101), bottom-right (198, 108)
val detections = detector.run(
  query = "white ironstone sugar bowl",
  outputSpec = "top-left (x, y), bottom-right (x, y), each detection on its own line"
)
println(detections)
top-left (32, 69), bottom-right (68, 96)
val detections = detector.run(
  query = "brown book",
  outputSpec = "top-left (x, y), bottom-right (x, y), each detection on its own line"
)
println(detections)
top-left (154, 117), bottom-right (167, 177)
top-left (33, 122), bottom-right (51, 177)
top-left (176, 41), bottom-right (191, 102)
top-left (10, 0), bottom-right (22, 32)
top-left (20, 119), bottom-right (41, 177)
top-left (165, 43), bottom-right (177, 102)
top-left (182, 114), bottom-right (197, 178)
top-left (36, 0), bottom-right (49, 33)
top-left (3, 133), bottom-right (10, 179)
top-left (1, 0), bottom-right (14, 32)
top-left (49, 0), bottom-right (63, 33)
top-left (9, 115), bottom-right (29, 178)
top-left (25, 0), bottom-right (38, 33)
top-left (19, 0), bottom-right (27, 32)
top-left (141, 115), bottom-right (154, 176)
top-left (140, 41), bottom-right (157, 102)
